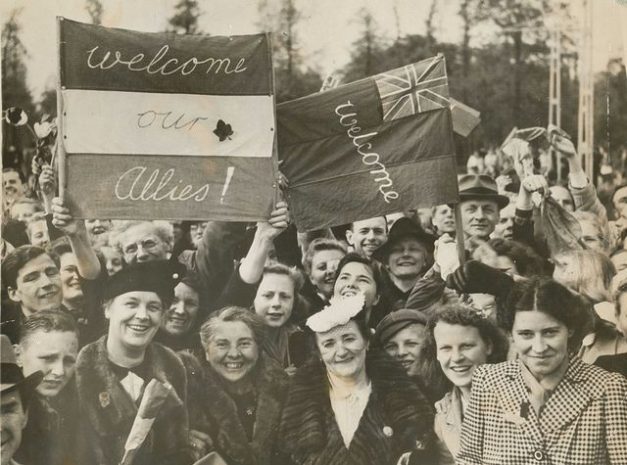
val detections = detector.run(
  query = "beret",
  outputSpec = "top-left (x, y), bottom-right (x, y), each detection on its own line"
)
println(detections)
top-left (103, 259), bottom-right (185, 305)
top-left (375, 308), bottom-right (428, 346)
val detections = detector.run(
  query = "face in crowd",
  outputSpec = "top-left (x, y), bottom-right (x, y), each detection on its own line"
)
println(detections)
top-left (254, 272), bottom-right (295, 329)
top-left (549, 186), bottom-right (574, 212)
top-left (383, 323), bottom-right (425, 376)
top-left (105, 291), bottom-right (164, 353)
top-left (460, 199), bottom-right (499, 240)
top-left (611, 250), bottom-right (627, 273)
top-left (100, 246), bottom-right (124, 276)
top-left (434, 321), bottom-right (492, 392)
top-left (59, 252), bottom-right (84, 305)
top-left (432, 204), bottom-right (455, 236)
top-left (387, 237), bottom-right (429, 280)
top-left (492, 203), bottom-right (515, 241)
top-left (346, 217), bottom-right (387, 259)
top-left (3, 170), bottom-right (25, 204)
top-left (85, 219), bottom-right (112, 238)
top-left (8, 254), bottom-right (63, 317)
top-left (315, 320), bottom-right (368, 380)
top-left (1, 389), bottom-right (28, 465)
top-left (18, 330), bottom-right (78, 398)
top-left (333, 261), bottom-right (379, 312)
top-left (189, 222), bottom-right (208, 249)
top-left (10, 201), bottom-right (41, 223)
top-left (308, 248), bottom-right (344, 299)
top-left (119, 223), bottom-right (171, 264)
top-left (161, 282), bottom-right (200, 337)
top-left (511, 310), bottom-right (571, 380)
top-left (27, 218), bottom-right (51, 249)
top-left (612, 185), bottom-right (627, 221)
top-left (204, 320), bottom-right (259, 383)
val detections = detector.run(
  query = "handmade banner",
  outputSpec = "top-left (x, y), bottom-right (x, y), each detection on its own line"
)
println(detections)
top-left (58, 18), bottom-right (277, 220)
top-left (277, 55), bottom-right (459, 231)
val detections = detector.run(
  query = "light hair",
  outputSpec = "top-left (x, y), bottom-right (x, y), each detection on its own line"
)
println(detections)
top-left (109, 220), bottom-right (174, 254)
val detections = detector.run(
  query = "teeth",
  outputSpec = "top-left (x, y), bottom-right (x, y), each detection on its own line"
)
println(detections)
top-left (225, 362), bottom-right (243, 369)
top-left (128, 325), bottom-right (148, 332)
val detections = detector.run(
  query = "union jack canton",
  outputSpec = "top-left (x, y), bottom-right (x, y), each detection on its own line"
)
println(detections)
top-left (375, 55), bottom-right (450, 123)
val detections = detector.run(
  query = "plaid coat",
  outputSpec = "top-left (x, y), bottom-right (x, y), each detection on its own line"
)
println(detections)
top-left (457, 358), bottom-right (627, 465)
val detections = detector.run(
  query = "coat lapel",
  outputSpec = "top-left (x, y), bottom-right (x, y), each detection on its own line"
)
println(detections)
top-left (492, 362), bottom-right (544, 445)
top-left (539, 358), bottom-right (593, 438)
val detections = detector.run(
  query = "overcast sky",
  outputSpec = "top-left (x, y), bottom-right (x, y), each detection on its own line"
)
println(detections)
top-left (1, 0), bottom-right (625, 100)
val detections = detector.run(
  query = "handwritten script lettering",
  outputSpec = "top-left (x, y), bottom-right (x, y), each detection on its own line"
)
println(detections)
top-left (335, 101), bottom-right (399, 203)
top-left (137, 111), bottom-right (208, 130)
top-left (115, 166), bottom-right (210, 202)
top-left (86, 45), bottom-right (248, 77)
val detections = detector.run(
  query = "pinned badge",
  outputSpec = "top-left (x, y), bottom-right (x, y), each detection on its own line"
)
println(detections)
top-left (99, 392), bottom-right (111, 408)
top-left (383, 426), bottom-right (393, 437)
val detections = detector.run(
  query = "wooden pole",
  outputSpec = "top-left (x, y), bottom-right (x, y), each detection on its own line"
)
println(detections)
top-left (454, 203), bottom-right (465, 265)
top-left (56, 17), bottom-right (66, 201)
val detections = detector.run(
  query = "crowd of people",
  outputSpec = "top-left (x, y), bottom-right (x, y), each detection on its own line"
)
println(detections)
top-left (2, 126), bottom-right (627, 465)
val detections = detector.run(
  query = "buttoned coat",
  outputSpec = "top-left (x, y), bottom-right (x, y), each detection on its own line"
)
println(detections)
top-left (457, 358), bottom-right (627, 465)
top-left (74, 337), bottom-right (193, 465)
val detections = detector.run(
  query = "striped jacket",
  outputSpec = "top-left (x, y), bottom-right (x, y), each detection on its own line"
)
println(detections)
top-left (457, 357), bottom-right (627, 465)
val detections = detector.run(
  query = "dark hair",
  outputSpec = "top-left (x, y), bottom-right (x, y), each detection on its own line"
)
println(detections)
top-left (419, 304), bottom-right (509, 393)
top-left (611, 183), bottom-right (627, 206)
top-left (334, 252), bottom-right (383, 295)
top-left (502, 276), bottom-right (594, 351)
top-left (20, 310), bottom-right (79, 344)
top-left (50, 237), bottom-right (72, 257)
top-left (1, 245), bottom-right (59, 289)
top-left (302, 238), bottom-right (347, 275)
top-left (199, 306), bottom-right (266, 349)
top-left (350, 216), bottom-right (388, 233)
top-left (488, 238), bottom-right (546, 277)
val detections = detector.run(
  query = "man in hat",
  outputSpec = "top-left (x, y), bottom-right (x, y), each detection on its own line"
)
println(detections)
top-left (1, 334), bottom-right (43, 465)
top-left (457, 174), bottom-right (509, 244)
top-left (373, 218), bottom-right (436, 309)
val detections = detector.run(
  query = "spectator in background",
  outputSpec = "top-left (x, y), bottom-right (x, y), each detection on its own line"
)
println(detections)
top-left (548, 185), bottom-right (575, 212)
top-left (491, 203), bottom-right (515, 241)
top-left (10, 198), bottom-right (44, 223)
top-left (301, 238), bottom-right (347, 312)
top-left (14, 311), bottom-right (80, 465)
top-left (2, 246), bottom-right (63, 342)
top-left (373, 217), bottom-right (435, 309)
top-left (98, 245), bottom-right (124, 276)
top-left (345, 216), bottom-right (388, 259)
top-left (431, 204), bottom-right (456, 237)
top-left (457, 174), bottom-right (509, 246)
top-left (26, 214), bottom-right (51, 249)
top-left (0, 334), bottom-right (43, 465)
top-left (610, 248), bottom-right (627, 273)
top-left (109, 220), bottom-right (173, 265)
top-left (3, 167), bottom-right (26, 212)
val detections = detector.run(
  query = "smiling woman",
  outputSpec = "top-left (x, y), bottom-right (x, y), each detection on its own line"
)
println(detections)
top-left (184, 306), bottom-right (290, 465)
top-left (74, 260), bottom-right (194, 465)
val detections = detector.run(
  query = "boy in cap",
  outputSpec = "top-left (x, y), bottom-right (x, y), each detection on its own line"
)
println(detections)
top-left (1, 334), bottom-right (43, 465)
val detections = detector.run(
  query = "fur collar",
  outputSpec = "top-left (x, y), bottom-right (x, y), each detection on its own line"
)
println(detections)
top-left (281, 349), bottom-right (427, 455)
top-left (75, 336), bottom-right (186, 436)
top-left (198, 354), bottom-right (289, 465)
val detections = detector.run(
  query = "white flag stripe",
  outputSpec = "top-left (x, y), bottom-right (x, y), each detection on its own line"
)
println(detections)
top-left (62, 89), bottom-right (274, 158)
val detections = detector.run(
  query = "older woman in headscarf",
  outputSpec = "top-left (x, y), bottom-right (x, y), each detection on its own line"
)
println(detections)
top-left (280, 294), bottom-right (434, 465)
top-left (184, 306), bottom-right (290, 465)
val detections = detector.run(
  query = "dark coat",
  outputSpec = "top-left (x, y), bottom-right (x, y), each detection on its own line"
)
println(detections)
top-left (184, 353), bottom-right (290, 465)
top-left (15, 382), bottom-right (79, 465)
top-left (74, 336), bottom-right (192, 465)
top-left (280, 349), bottom-right (434, 465)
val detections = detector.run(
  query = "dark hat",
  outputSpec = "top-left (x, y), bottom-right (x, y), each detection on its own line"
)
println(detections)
top-left (103, 260), bottom-right (185, 306)
top-left (375, 309), bottom-right (428, 346)
top-left (1, 334), bottom-right (43, 398)
top-left (373, 217), bottom-right (436, 261)
top-left (458, 174), bottom-right (509, 209)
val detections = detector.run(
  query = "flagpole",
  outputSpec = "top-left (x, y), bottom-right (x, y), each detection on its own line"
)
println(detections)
top-left (56, 17), bottom-right (66, 201)
top-left (454, 203), bottom-right (466, 265)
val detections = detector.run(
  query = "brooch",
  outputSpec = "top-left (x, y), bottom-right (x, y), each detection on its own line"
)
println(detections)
top-left (383, 426), bottom-right (393, 437)
top-left (99, 392), bottom-right (111, 408)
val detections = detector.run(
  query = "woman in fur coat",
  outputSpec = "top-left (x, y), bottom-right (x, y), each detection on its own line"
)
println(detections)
top-left (185, 306), bottom-right (291, 465)
top-left (74, 260), bottom-right (194, 465)
top-left (279, 294), bottom-right (434, 465)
